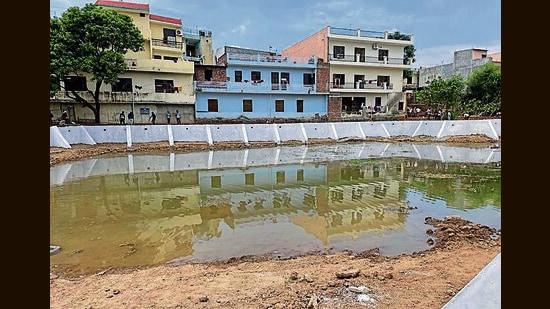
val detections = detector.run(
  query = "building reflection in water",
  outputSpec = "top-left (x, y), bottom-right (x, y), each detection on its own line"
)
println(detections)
top-left (50, 154), bottom-right (500, 276)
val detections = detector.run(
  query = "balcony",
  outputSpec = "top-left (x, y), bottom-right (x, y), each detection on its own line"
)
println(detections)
top-left (330, 82), bottom-right (393, 91)
top-left (51, 90), bottom-right (195, 104)
top-left (329, 27), bottom-right (413, 42)
top-left (329, 53), bottom-right (405, 66)
top-left (195, 81), bottom-right (316, 94)
top-left (226, 53), bottom-right (317, 67)
top-left (124, 58), bottom-right (194, 74)
top-left (181, 28), bottom-right (212, 41)
top-left (151, 38), bottom-right (183, 50)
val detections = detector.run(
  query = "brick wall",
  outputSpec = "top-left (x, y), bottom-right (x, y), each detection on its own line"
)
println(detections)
top-left (327, 97), bottom-right (342, 120)
top-left (194, 66), bottom-right (227, 82)
top-left (316, 62), bottom-right (330, 93)
top-left (282, 27), bottom-right (328, 61)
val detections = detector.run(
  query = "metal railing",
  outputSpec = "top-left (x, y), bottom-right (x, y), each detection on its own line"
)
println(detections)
top-left (227, 53), bottom-right (316, 65)
top-left (151, 38), bottom-right (183, 49)
top-left (330, 82), bottom-right (393, 90)
top-left (329, 27), bottom-right (412, 41)
top-left (195, 81), bottom-right (316, 93)
top-left (328, 53), bottom-right (404, 65)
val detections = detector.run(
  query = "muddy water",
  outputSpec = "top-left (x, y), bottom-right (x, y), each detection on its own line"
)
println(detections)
top-left (50, 144), bottom-right (501, 276)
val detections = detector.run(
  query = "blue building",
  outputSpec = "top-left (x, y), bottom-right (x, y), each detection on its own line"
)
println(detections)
top-left (194, 46), bottom-right (328, 121)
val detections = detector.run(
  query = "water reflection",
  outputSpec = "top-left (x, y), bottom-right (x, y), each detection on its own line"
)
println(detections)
top-left (50, 143), bottom-right (501, 276)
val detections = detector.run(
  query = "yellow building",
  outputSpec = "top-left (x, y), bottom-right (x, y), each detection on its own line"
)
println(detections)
top-left (50, 0), bottom-right (197, 124)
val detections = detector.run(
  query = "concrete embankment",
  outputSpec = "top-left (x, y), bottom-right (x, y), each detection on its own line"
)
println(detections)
top-left (50, 119), bottom-right (501, 149)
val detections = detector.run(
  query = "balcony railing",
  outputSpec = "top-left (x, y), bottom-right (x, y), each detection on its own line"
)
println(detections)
top-left (181, 28), bottom-right (212, 37)
top-left (151, 38), bottom-right (183, 49)
top-left (51, 90), bottom-right (194, 104)
top-left (195, 81), bottom-right (316, 93)
top-left (329, 26), bottom-right (413, 41)
top-left (330, 82), bottom-right (393, 90)
top-left (329, 53), bottom-right (404, 65)
top-left (227, 53), bottom-right (317, 65)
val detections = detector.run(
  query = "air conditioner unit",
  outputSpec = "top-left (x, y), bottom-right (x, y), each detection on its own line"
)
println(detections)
top-left (372, 43), bottom-right (379, 50)
top-left (176, 29), bottom-right (182, 35)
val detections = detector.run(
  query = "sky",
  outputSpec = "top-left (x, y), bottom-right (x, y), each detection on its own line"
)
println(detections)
top-left (50, 0), bottom-right (501, 69)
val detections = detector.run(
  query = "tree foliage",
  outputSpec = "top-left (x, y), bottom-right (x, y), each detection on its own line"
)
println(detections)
top-left (415, 63), bottom-right (501, 117)
top-left (50, 4), bottom-right (144, 123)
top-left (387, 31), bottom-right (416, 79)
top-left (415, 76), bottom-right (465, 111)
top-left (462, 63), bottom-right (501, 116)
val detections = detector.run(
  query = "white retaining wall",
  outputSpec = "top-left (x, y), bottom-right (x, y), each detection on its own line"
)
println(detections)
top-left (50, 119), bottom-right (501, 149)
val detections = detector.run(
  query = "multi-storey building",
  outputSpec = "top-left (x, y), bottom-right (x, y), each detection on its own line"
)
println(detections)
top-left (193, 46), bottom-right (329, 121)
top-left (282, 26), bottom-right (414, 119)
top-left (50, 0), bottom-right (200, 124)
top-left (182, 28), bottom-right (214, 65)
top-left (418, 48), bottom-right (501, 88)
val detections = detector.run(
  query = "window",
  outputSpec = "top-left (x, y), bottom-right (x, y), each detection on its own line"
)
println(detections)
top-left (243, 99), bottom-right (253, 112)
top-left (251, 71), bottom-right (261, 82)
top-left (296, 100), bottom-right (304, 113)
top-left (163, 28), bottom-right (177, 46)
top-left (139, 13), bottom-right (145, 17)
top-left (205, 69), bottom-right (213, 81)
top-left (332, 74), bottom-right (345, 88)
top-left (354, 47), bottom-right (366, 62)
top-left (333, 46), bottom-right (345, 59)
top-left (153, 55), bottom-right (162, 59)
top-left (281, 72), bottom-right (290, 83)
top-left (377, 75), bottom-right (390, 87)
top-left (354, 74), bottom-right (365, 89)
top-left (163, 56), bottom-right (178, 63)
top-left (378, 49), bottom-right (389, 61)
top-left (155, 79), bottom-right (175, 93)
top-left (64, 76), bottom-right (87, 91)
top-left (235, 71), bottom-right (242, 82)
top-left (281, 72), bottom-right (289, 90)
top-left (271, 72), bottom-right (279, 90)
top-left (303, 73), bottom-right (315, 86)
top-left (208, 99), bottom-right (218, 112)
top-left (186, 45), bottom-right (196, 57)
top-left (275, 100), bottom-right (284, 112)
top-left (112, 78), bottom-right (132, 92)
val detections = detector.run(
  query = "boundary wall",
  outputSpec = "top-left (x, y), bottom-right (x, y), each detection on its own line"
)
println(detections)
top-left (50, 119), bottom-right (501, 149)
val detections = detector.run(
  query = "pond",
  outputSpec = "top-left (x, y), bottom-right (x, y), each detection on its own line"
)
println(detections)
top-left (50, 142), bottom-right (501, 277)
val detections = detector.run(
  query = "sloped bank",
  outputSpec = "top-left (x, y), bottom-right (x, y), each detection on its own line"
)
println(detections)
top-left (50, 119), bottom-right (501, 149)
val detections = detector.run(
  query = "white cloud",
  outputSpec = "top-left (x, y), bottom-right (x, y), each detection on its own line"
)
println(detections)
top-left (230, 22), bottom-right (249, 34)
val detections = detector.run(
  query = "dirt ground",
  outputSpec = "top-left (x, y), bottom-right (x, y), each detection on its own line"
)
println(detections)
top-left (50, 134), bottom-right (501, 309)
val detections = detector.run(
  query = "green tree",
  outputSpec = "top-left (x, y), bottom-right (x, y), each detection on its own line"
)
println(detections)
top-left (462, 63), bottom-right (501, 116)
top-left (387, 31), bottom-right (416, 78)
top-left (50, 4), bottom-right (144, 123)
top-left (415, 76), bottom-right (464, 113)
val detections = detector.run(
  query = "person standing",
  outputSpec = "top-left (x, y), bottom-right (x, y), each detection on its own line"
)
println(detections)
top-left (119, 111), bottom-right (126, 125)
top-left (128, 110), bottom-right (134, 125)
top-left (149, 111), bottom-right (156, 124)
top-left (166, 110), bottom-right (171, 124)
top-left (175, 109), bottom-right (181, 124)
